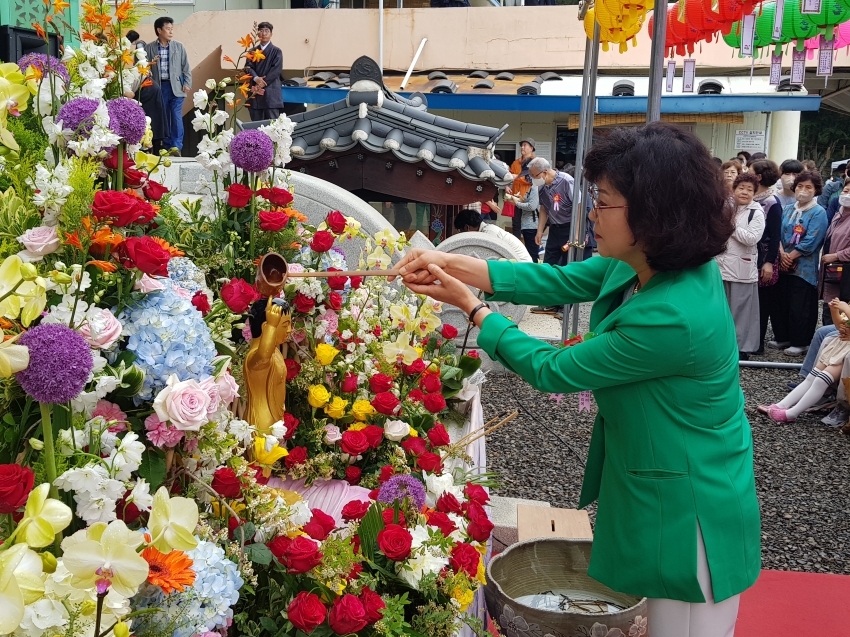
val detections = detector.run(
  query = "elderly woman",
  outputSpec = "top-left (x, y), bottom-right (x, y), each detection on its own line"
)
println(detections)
top-left (396, 124), bottom-right (759, 637)
top-left (819, 179), bottom-right (850, 325)
top-left (769, 171), bottom-right (829, 356)
top-left (722, 160), bottom-right (742, 193)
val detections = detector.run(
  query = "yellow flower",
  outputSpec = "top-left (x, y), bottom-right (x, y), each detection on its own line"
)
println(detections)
top-left (374, 229), bottom-right (396, 254)
top-left (148, 487), bottom-right (199, 553)
top-left (383, 332), bottom-right (419, 366)
top-left (452, 585), bottom-right (475, 611)
top-left (407, 427), bottom-right (418, 437)
top-left (351, 399), bottom-right (376, 422)
top-left (347, 421), bottom-right (367, 432)
top-left (307, 384), bottom-right (331, 409)
top-left (14, 483), bottom-right (72, 548)
top-left (0, 333), bottom-right (29, 378)
top-left (341, 217), bottom-right (361, 240)
top-left (0, 63), bottom-right (30, 151)
top-left (134, 151), bottom-right (161, 174)
top-left (0, 544), bottom-right (29, 633)
top-left (324, 396), bottom-right (349, 419)
top-left (367, 246), bottom-right (391, 270)
top-left (253, 436), bottom-right (288, 477)
top-left (389, 304), bottom-right (411, 331)
top-left (315, 343), bottom-right (340, 366)
top-left (210, 500), bottom-right (247, 518)
top-left (415, 313), bottom-right (440, 337)
top-left (476, 557), bottom-right (487, 585)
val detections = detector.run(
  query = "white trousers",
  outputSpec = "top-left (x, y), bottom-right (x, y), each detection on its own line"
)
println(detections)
top-left (647, 527), bottom-right (741, 637)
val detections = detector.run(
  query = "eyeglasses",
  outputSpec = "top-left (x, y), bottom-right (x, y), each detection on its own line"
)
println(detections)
top-left (590, 193), bottom-right (628, 213)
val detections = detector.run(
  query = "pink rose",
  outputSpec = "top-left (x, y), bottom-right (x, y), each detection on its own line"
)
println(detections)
top-left (133, 274), bottom-right (164, 293)
top-left (216, 372), bottom-right (240, 405)
top-left (198, 377), bottom-right (222, 414)
top-left (17, 226), bottom-right (60, 261)
top-left (152, 374), bottom-right (211, 431)
top-left (324, 424), bottom-right (342, 444)
top-left (77, 308), bottom-right (123, 349)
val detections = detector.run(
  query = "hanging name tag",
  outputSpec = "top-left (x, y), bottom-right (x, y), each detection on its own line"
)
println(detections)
top-left (773, 0), bottom-right (785, 39)
top-left (666, 59), bottom-right (676, 92)
top-left (818, 37), bottom-right (835, 76)
top-left (741, 13), bottom-right (756, 57)
top-left (683, 59), bottom-right (696, 93)
top-left (791, 48), bottom-right (806, 85)
top-left (770, 53), bottom-right (782, 85)
top-left (801, 0), bottom-right (822, 13)
top-left (578, 391), bottom-right (593, 412)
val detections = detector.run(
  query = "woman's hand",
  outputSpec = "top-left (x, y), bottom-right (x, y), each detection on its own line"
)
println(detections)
top-left (823, 253), bottom-right (839, 264)
top-left (402, 264), bottom-right (481, 315)
top-left (392, 249), bottom-right (450, 285)
top-left (760, 262), bottom-right (774, 284)
top-left (780, 252), bottom-right (795, 271)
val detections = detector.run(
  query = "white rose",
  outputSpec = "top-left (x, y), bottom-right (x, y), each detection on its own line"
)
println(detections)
top-left (205, 78), bottom-right (217, 90)
top-left (324, 424), bottom-right (342, 444)
top-left (17, 226), bottom-right (60, 261)
top-left (384, 419), bottom-right (410, 442)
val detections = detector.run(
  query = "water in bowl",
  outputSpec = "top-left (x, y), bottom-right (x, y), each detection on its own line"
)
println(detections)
top-left (514, 589), bottom-right (626, 614)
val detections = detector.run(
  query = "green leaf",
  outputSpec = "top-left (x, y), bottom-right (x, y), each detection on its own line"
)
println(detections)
top-left (214, 340), bottom-right (236, 357)
top-left (440, 365), bottom-right (462, 381)
top-left (245, 542), bottom-right (273, 565)
top-left (211, 355), bottom-right (232, 377)
top-left (458, 354), bottom-right (483, 377)
top-left (137, 449), bottom-right (166, 490)
top-left (357, 503), bottom-right (385, 562)
top-left (259, 617), bottom-right (278, 634)
top-left (234, 522), bottom-right (256, 544)
top-left (3, 413), bottom-right (14, 425)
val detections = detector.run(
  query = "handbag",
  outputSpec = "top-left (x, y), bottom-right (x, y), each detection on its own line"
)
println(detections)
top-left (824, 262), bottom-right (848, 284)
top-left (501, 201), bottom-right (516, 218)
top-left (758, 254), bottom-right (780, 288)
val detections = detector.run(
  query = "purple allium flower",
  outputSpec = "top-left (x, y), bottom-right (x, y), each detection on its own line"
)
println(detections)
top-left (378, 474), bottom-right (427, 510)
top-left (17, 53), bottom-right (70, 85)
top-left (230, 129), bottom-right (275, 173)
top-left (107, 97), bottom-right (147, 145)
top-left (57, 97), bottom-right (99, 137)
top-left (15, 324), bottom-right (93, 404)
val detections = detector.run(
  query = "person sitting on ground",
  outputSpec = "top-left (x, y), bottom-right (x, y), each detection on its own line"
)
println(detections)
top-left (722, 160), bottom-right (742, 193)
top-left (453, 208), bottom-right (532, 263)
top-left (760, 298), bottom-right (850, 422)
top-left (717, 172), bottom-right (764, 359)
top-left (776, 159), bottom-right (804, 208)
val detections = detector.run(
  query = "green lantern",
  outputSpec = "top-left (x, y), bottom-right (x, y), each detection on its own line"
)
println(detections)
top-left (781, 0), bottom-right (819, 48)
top-left (724, 17), bottom-right (769, 52)
top-left (755, 2), bottom-right (782, 44)
top-left (810, 0), bottom-right (850, 40)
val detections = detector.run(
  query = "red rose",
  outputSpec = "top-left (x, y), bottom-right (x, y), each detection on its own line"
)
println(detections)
top-left (0, 465), bottom-right (34, 514)
top-left (326, 268), bottom-right (348, 290)
top-left (378, 465), bottom-right (395, 484)
top-left (325, 291), bottom-right (342, 311)
top-left (285, 359), bottom-right (301, 381)
top-left (283, 535), bottom-right (323, 573)
top-left (227, 515), bottom-right (244, 540)
top-left (143, 179), bottom-right (169, 201)
top-left (252, 464), bottom-right (270, 485)
top-left (350, 534), bottom-right (361, 554)
top-left (122, 167), bottom-right (146, 188)
top-left (225, 183), bottom-right (253, 208)
top-left (348, 562), bottom-right (363, 580)
top-left (368, 374), bottom-right (394, 393)
top-left (466, 350), bottom-right (480, 359)
top-left (92, 190), bottom-right (156, 227)
top-left (377, 524), bottom-right (413, 561)
top-left (120, 236), bottom-right (170, 276)
top-left (464, 482), bottom-right (490, 505)
top-left (340, 430), bottom-right (369, 456)
top-left (283, 412), bottom-right (300, 439)
top-left (345, 466), bottom-right (362, 485)
top-left (287, 591), bottom-right (327, 634)
top-left (103, 147), bottom-right (133, 170)
top-left (293, 292), bottom-right (316, 314)
top-left (401, 437), bottom-right (426, 457)
top-left (362, 425), bottom-right (384, 450)
top-left (404, 359), bottom-right (427, 375)
top-left (310, 230), bottom-right (335, 253)
top-left (259, 210), bottom-right (289, 232)
top-left (450, 542), bottom-right (481, 577)
top-left (427, 424), bottom-right (451, 448)
top-left (341, 372), bottom-right (358, 393)
top-left (191, 291), bottom-right (211, 316)
top-left (420, 373), bottom-right (442, 394)
top-left (416, 452), bottom-right (442, 474)
top-left (350, 276), bottom-right (363, 289)
top-left (116, 491), bottom-right (142, 524)
top-left (255, 186), bottom-right (294, 207)
top-left (441, 324), bottom-right (459, 339)
top-left (407, 389), bottom-right (425, 403)
top-left (466, 502), bottom-right (494, 542)
top-left (369, 488), bottom-right (380, 500)
top-left (427, 510), bottom-right (458, 538)
top-left (328, 594), bottom-right (367, 635)
top-left (267, 535), bottom-right (292, 560)
top-left (211, 467), bottom-right (241, 499)
top-left (437, 492), bottom-right (463, 514)
top-left (371, 392), bottom-right (400, 416)
top-left (341, 500), bottom-right (370, 522)
top-left (220, 278), bottom-right (258, 314)
top-left (285, 446), bottom-right (308, 469)
top-left (423, 392), bottom-right (447, 413)
top-left (304, 508), bottom-right (336, 540)
top-left (326, 210), bottom-right (347, 234)
top-left (359, 588), bottom-right (386, 625)
top-left (382, 508), bottom-right (406, 526)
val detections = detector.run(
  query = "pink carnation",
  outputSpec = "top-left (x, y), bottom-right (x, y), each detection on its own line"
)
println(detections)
top-left (93, 400), bottom-right (128, 433)
top-left (241, 323), bottom-right (253, 343)
top-left (144, 413), bottom-right (185, 448)
top-left (184, 436), bottom-right (199, 453)
top-left (322, 310), bottom-right (339, 335)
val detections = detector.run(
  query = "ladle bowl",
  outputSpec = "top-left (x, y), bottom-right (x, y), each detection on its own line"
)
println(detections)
top-left (256, 252), bottom-right (400, 297)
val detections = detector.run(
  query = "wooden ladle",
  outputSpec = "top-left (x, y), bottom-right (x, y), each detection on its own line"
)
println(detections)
top-left (256, 252), bottom-right (401, 297)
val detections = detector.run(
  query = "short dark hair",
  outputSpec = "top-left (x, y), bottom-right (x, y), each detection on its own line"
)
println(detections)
top-left (732, 172), bottom-right (759, 191)
top-left (780, 159), bottom-right (803, 175)
top-left (126, 29), bottom-right (140, 43)
top-left (793, 170), bottom-right (824, 196)
top-left (837, 163), bottom-right (848, 174)
top-left (750, 152), bottom-right (767, 161)
top-left (154, 17), bottom-right (174, 35)
top-left (454, 208), bottom-right (482, 230)
top-left (257, 21), bottom-right (273, 31)
top-left (747, 159), bottom-right (780, 188)
top-left (737, 151), bottom-right (752, 162)
top-left (712, 157), bottom-right (723, 166)
top-left (583, 123), bottom-right (733, 272)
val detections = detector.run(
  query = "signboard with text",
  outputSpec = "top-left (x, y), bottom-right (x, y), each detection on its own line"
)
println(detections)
top-left (734, 130), bottom-right (766, 152)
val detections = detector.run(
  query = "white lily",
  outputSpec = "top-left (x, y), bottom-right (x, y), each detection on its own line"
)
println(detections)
top-left (383, 331), bottom-right (420, 366)
top-left (14, 483), bottom-right (73, 548)
top-left (0, 544), bottom-right (29, 634)
top-left (62, 520), bottom-right (148, 597)
top-left (147, 486), bottom-right (199, 553)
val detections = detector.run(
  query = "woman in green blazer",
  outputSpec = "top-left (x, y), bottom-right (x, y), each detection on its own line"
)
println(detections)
top-left (396, 124), bottom-right (761, 637)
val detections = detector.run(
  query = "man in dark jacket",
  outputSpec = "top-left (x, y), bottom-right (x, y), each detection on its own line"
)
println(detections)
top-left (245, 22), bottom-right (283, 121)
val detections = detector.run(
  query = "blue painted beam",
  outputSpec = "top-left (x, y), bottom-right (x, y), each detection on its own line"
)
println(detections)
top-left (597, 94), bottom-right (822, 113)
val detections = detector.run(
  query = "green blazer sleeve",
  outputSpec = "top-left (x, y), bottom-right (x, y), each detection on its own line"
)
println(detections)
top-left (485, 257), bottom-right (611, 308)
top-left (477, 300), bottom-right (694, 394)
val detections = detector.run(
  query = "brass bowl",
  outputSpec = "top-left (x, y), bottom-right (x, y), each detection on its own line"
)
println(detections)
top-left (485, 538), bottom-right (648, 637)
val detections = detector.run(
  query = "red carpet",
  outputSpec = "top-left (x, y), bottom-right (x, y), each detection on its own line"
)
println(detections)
top-left (736, 569), bottom-right (850, 635)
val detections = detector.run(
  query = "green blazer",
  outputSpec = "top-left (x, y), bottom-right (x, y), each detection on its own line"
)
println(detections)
top-left (478, 257), bottom-right (761, 603)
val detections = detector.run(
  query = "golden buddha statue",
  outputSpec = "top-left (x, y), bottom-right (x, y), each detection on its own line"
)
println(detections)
top-left (244, 297), bottom-right (292, 434)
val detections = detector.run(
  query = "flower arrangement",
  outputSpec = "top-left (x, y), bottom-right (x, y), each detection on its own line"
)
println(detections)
top-left (0, 8), bottom-right (495, 637)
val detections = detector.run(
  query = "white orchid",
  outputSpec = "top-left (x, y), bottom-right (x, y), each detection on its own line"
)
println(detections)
top-left (14, 483), bottom-right (73, 548)
top-left (0, 544), bottom-right (30, 634)
top-left (382, 331), bottom-right (419, 366)
top-left (147, 486), bottom-right (199, 553)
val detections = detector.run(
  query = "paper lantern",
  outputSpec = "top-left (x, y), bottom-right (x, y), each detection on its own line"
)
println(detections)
top-left (686, 0), bottom-right (722, 37)
top-left (809, 0), bottom-right (850, 40)
top-left (586, 6), bottom-right (644, 53)
top-left (668, 2), bottom-right (707, 51)
top-left (710, 0), bottom-right (746, 34)
top-left (781, 0), bottom-right (819, 48)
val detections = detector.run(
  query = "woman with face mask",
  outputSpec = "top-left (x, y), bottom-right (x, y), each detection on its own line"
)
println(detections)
top-left (819, 180), bottom-right (850, 324)
top-left (776, 159), bottom-right (804, 208)
top-left (768, 171), bottom-right (829, 357)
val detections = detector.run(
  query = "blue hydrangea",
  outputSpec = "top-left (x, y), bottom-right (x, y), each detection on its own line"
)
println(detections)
top-left (118, 278), bottom-right (217, 402)
top-left (168, 257), bottom-right (208, 295)
top-left (130, 539), bottom-right (244, 637)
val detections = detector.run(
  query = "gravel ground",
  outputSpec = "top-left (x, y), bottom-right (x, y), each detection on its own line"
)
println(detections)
top-left (481, 306), bottom-right (850, 575)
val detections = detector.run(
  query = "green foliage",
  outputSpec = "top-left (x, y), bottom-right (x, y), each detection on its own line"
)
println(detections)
top-left (60, 157), bottom-right (101, 231)
top-left (799, 110), bottom-right (850, 174)
top-left (0, 111), bottom-right (48, 192)
top-left (138, 448), bottom-right (167, 490)
top-left (0, 188), bottom-right (42, 256)
top-left (410, 600), bottom-right (458, 637)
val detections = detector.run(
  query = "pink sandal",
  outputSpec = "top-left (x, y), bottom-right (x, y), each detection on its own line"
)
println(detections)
top-left (757, 404), bottom-right (778, 415)
top-left (767, 406), bottom-right (795, 422)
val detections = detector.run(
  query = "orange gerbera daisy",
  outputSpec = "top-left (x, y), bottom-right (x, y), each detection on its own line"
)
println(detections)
top-left (141, 546), bottom-right (196, 595)
top-left (150, 237), bottom-right (185, 257)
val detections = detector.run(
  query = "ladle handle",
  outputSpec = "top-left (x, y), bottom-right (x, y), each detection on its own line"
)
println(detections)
top-left (287, 269), bottom-right (401, 278)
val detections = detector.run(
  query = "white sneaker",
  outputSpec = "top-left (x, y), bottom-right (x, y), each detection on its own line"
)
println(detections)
top-left (783, 346), bottom-right (808, 357)
top-left (767, 340), bottom-right (790, 349)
